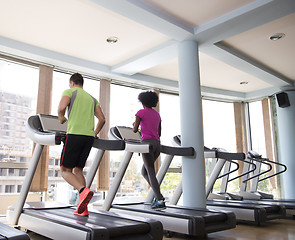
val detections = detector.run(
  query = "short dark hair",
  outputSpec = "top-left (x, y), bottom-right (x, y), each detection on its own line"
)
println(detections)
top-left (70, 73), bottom-right (84, 86)
top-left (138, 91), bottom-right (159, 108)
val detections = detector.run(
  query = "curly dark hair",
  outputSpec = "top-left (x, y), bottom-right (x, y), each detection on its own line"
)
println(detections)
top-left (70, 73), bottom-right (84, 86)
top-left (138, 91), bottom-right (159, 108)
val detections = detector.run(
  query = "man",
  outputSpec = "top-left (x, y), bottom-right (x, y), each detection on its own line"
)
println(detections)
top-left (58, 73), bottom-right (105, 216)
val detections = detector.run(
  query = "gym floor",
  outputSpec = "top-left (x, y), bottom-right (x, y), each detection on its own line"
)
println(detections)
top-left (2, 216), bottom-right (295, 239)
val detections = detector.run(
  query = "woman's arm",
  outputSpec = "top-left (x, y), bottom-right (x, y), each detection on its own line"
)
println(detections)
top-left (133, 115), bottom-right (141, 133)
top-left (158, 121), bottom-right (161, 137)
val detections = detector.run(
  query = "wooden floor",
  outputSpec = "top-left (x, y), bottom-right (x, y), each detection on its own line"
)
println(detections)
top-left (2, 216), bottom-right (295, 239)
top-left (163, 217), bottom-right (295, 240)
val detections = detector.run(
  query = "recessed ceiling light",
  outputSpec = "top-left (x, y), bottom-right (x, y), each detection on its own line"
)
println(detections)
top-left (106, 36), bottom-right (118, 44)
top-left (269, 33), bottom-right (285, 41)
top-left (240, 81), bottom-right (248, 85)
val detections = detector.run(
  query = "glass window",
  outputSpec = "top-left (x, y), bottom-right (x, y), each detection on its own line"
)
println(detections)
top-left (248, 101), bottom-right (266, 155)
top-left (19, 169), bottom-right (26, 176)
top-left (5, 185), bottom-right (15, 193)
top-left (8, 168), bottom-right (15, 176)
top-left (202, 99), bottom-right (237, 194)
top-left (48, 170), bottom-right (54, 177)
top-left (0, 169), bottom-right (7, 176)
top-left (248, 101), bottom-right (276, 196)
top-left (0, 59), bottom-right (38, 214)
top-left (159, 93), bottom-right (181, 145)
top-left (202, 99), bottom-right (236, 151)
top-left (159, 93), bottom-right (182, 199)
top-left (0, 60), bottom-right (38, 152)
top-left (110, 84), bottom-right (142, 127)
top-left (109, 84), bottom-right (144, 200)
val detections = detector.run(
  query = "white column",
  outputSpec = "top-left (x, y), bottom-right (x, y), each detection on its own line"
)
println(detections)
top-left (276, 90), bottom-right (295, 199)
top-left (178, 40), bottom-right (206, 208)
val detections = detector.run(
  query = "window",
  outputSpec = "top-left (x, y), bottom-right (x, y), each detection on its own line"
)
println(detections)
top-left (8, 169), bottom-right (15, 176)
top-left (110, 84), bottom-right (144, 199)
top-left (202, 99), bottom-right (236, 151)
top-left (248, 100), bottom-right (276, 197)
top-left (248, 101), bottom-right (266, 155)
top-left (0, 59), bottom-right (38, 211)
top-left (5, 185), bottom-right (15, 193)
top-left (159, 93), bottom-right (181, 145)
top-left (19, 169), bottom-right (26, 177)
top-left (0, 169), bottom-right (7, 176)
top-left (159, 93), bottom-right (182, 199)
top-left (48, 170), bottom-right (54, 177)
top-left (202, 99), bottom-right (237, 194)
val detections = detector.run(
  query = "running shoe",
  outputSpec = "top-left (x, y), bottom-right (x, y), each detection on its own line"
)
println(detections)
top-left (74, 207), bottom-right (89, 216)
top-left (77, 188), bottom-right (93, 214)
top-left (151, 200), bottom-right (166, 210)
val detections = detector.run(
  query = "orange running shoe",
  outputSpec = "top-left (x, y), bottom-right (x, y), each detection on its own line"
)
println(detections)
top-left (77, 188), bottom-right (93, 214)
top-left (74, 207), bottom-right (89, 216)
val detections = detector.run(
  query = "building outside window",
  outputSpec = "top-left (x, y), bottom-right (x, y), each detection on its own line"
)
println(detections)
top-left (0, 59), bottom-right (38, 206)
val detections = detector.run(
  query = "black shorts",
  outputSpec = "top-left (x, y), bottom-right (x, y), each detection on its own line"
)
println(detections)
top-left (60, 134), bottom-right (94, 169)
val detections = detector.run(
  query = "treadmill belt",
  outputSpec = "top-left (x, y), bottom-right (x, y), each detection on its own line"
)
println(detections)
top-left (112, 202), bottom-right (229, 222)
top-left (23, 207), bottom-right (151, 238)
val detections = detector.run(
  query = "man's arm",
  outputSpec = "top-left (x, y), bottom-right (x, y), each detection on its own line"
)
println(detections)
top-left (94, 105), bottom-right (105, 137)
top-left (58, 96), bottom-right (70, 124)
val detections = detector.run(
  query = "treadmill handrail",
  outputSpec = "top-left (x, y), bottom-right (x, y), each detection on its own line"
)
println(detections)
top-left (217, 160), bottom-right (239, 179)
top-left (92, 138), bottom-right (125, 150)
top-left (244, 156), bottom-right (287, 183)
top-left (258, 157), bottom-right (287, 182)
top-left (211, 150), bottom-right (244, 180)
top-left (242, 157), bottom-right (272, 183)
top-left (160, 144), bottom-right (195, 156)
top-left (228, 158), bottom-right (257, 182)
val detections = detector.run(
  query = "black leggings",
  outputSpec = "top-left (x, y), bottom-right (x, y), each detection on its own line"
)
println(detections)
top-left (141, 139), bottom-right (164, 201)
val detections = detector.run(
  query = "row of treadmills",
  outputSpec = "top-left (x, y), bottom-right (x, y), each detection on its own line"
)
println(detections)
top-left (1, 114), bottom-right (294, 240)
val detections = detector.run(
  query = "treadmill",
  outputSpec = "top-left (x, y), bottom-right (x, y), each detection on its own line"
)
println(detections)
top-left (101, 126), bottom-right (236, 239)
top-left (172, 135), bottom-right (286, 225)
top-left (231, 150), bottom-right (295, 217)
top-left (0, 222), bottom-right (30, 240)
top-left (6, 114), bottom-right (163, 240)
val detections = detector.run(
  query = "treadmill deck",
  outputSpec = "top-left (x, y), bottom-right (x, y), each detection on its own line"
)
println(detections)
top-left (111, 202), bottom-right (236, 237)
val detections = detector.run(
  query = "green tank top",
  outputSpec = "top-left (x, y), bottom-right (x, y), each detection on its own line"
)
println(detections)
top-left (62, 87), bottom-right (99, 136)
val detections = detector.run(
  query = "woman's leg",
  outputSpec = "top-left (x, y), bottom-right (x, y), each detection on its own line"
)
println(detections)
top-left (142, 151), bottom-right (164, 201)
top-left (141, 164), bottom-right (150, 185)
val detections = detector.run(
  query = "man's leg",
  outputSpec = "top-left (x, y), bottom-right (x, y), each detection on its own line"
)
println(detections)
top-left (60, 166), bottom-right (84, 192)
top-left (73, 167), bottom-right (86, 187)
top-left (61, 166), bottom-right (93, 214)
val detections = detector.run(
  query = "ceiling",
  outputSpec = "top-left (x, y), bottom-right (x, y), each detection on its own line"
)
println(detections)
top-left (0, 0), bottom-right (294, 101)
